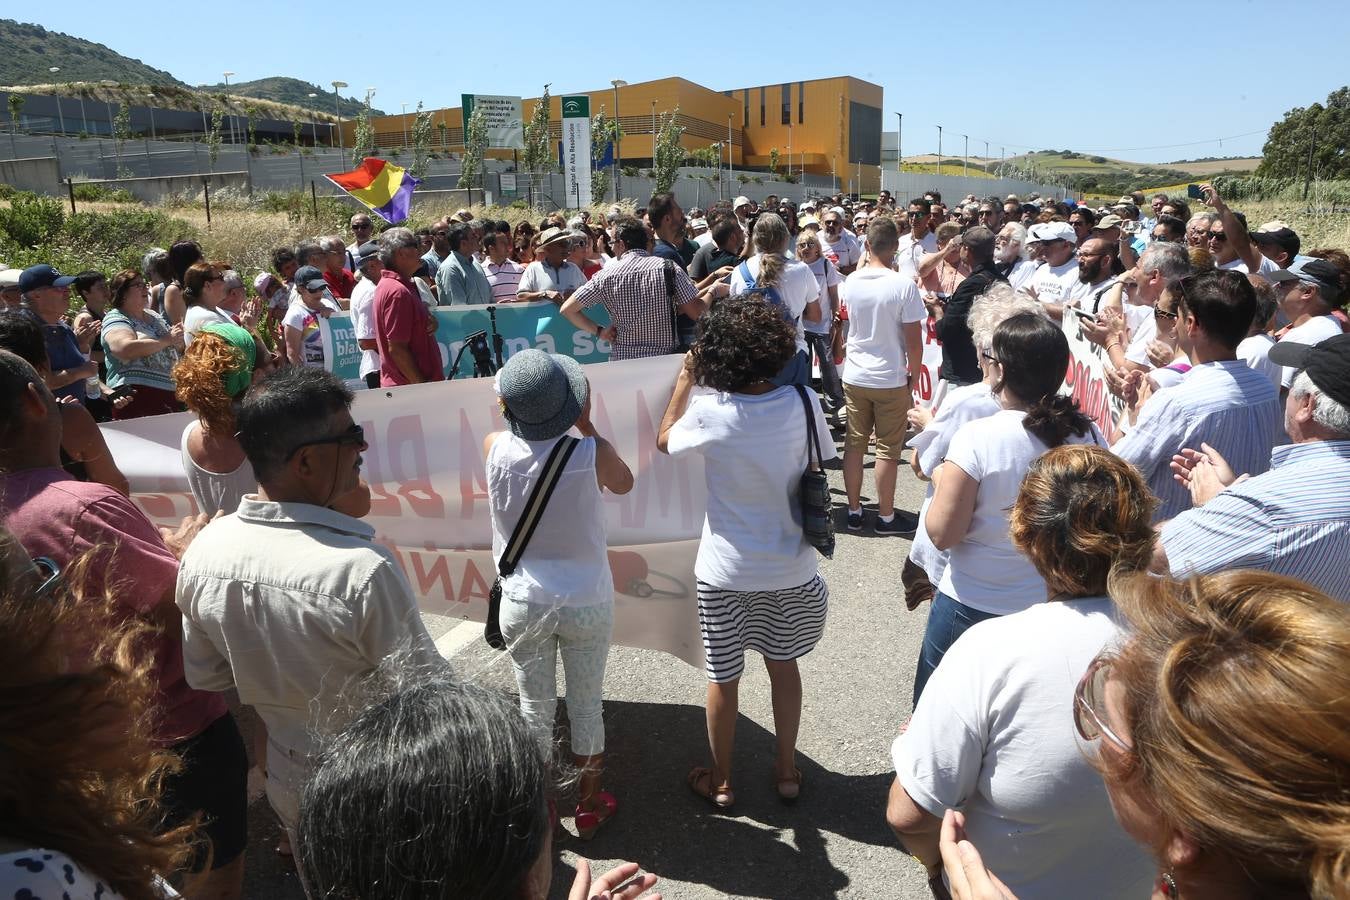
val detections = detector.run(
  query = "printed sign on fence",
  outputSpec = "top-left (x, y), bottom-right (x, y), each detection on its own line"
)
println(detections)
top-left (100, 357), bottom-right (708, 667)
top-left (319, 300), bottom-right (612, 387)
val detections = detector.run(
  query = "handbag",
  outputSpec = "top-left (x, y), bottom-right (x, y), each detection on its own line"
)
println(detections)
top-left (484, 435), bottom-right (581, 649)
top-left (793, 384), bottom-right (835, 558)
top-left (665, 259), bottom-right (695, 353)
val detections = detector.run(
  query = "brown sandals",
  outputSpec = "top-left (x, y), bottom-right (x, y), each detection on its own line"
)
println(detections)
top-left (687, 766), bottom-right (735, 810)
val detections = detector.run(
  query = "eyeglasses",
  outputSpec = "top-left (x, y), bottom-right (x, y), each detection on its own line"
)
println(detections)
top-left (1154, 307), bottom-right (1178, 320)
top-left (1207, 231), bottom-right (1227, 242)
top-left (1076, 250), bottom-right (1108, 259)
top-left (353, 222), bottom-right (373, 230)
top-left (980, 350), bottom-right (1000, 364)
top-left (1073, 654), bottom-right (1133, 754)
top-left (910, 211), bottom-right (930, 219)
top-left (978, 210), bottom-right (996, 216)
top-left (31, 556), bottom-right (62, 602)
top-left (824, 220), bottom-right (840, 227)
top-left (286, 424), bottom-right (365, 459)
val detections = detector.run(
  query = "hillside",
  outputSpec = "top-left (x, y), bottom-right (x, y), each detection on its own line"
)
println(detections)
top-left (0, 18), bottom-right (184, 87)
top-left (196, 77), bottom-right (385, 119)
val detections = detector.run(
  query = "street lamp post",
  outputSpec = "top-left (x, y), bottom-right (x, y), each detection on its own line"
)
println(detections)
top-left (222, 71), bottom-right (235, 145)
top-left (146, 93), bottom-right (156, 140)
top-left (307, 93), bottom-right (318, 145)
top-left (727, 114), bottom-right (733, 182)
top-left (365, 87), bottom-right (377, 151)
top-left (48, 67), bottom-right (66, 135)
top-left (332, 80), bottom-right (348, 154)
top-left (937, 125), bottom-right (942, 176)
top-left (962, 134), bottom-right (968, 175)
top-left (895, 112), bottom-right (902, 173)
top-left (401, 103), bottom-right (409, 148)
top-left (610, 79), bottom-right (626, 202)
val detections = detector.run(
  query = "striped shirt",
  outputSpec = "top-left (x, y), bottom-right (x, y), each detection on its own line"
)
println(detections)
top-left (483, 259), bottom-right (525, 302)
top-left (574, 250), bottom-right (697, 361)
top-left (1113, 359), bottom-right (1280, 521)
top-left (1161, 440), bottom-right (1350, 601)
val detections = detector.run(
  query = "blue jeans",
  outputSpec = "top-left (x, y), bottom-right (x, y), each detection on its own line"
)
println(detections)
top-left (912, 590), bottom-right (999, 708)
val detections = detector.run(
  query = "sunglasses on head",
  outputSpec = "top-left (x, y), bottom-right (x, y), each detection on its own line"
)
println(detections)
top-left (286, 424), bottom-right (365, 459)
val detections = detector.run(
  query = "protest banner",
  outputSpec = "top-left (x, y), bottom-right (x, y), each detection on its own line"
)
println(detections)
top-left (318, 300), bottom-right (612, 387)
top-left (1061, 312), bottom-right (1125, 436)
top-left (461, 94), bottom-right (524, 150)
top-left (100, 357), bottom-right (708, 667)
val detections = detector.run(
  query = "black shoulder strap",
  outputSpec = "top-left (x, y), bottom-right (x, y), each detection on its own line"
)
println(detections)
top-left (793, 385), bottom-right (823, 472)
top-left (498, 436), bottom-right (579, 576)
top-left (664, 258), bottom-right (680, 349)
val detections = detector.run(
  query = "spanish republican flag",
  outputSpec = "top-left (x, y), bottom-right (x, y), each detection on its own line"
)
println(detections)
top-left (324, 157), bottom-right (421, 224)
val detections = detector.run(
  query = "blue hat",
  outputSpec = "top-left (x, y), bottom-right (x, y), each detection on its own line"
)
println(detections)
top-left (495, 349), bottom-right (588, 441)
top-left (18, 264), bottom-right (77, 293)
top-left (294, 265), bottom-right (327, 292)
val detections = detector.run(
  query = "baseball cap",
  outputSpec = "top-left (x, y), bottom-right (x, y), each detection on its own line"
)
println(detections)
top-left (733, 196), bottom-right (752, 210)
top-left (18, 264), bottom-right (78, 293)
top-left (1027, 222), bottom-right (1077, 244)
top-left (801, 200), bottom-right (817, 211)
top-left (294, 265), bottom-right (328, 292)
top-left (0, 268), bottom-right (21, 290)
top-left (1093, 214), bottom-right (1124, 231)
top-left (356, 240), bottom-right (381, 263)
top-left (1266, 258), bottom-right (1341, 299)
top-left (1250, 221), bottom-right (1301, 257)
top-left (1268, 333), bottom-right (1350, 407)
top-left (688, 217), bottom-right (708, 231)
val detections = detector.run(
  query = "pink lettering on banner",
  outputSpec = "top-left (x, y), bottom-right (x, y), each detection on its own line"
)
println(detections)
top-left (621, 390), bottom-right (695, 531)
top-left (384, 415), bottom-right (446, 518)
top-left (410, 546), bottom-right (455, 603)
top-left (924, 315), bottom-right (939, 345)
top-left (1064, 357), bottom-right (1112, 436)
top-left (914, 365), bottom-right (934, 402)
top-left (457, 407), bottom-right (490, 520)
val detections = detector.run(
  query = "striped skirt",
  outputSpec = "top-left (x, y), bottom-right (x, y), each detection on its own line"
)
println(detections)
top-left (696, 575), bottom-right (829, 683)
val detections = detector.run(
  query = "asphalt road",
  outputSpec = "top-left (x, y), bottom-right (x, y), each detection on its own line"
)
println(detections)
top-left (238, 417), bottom-right (936, 900)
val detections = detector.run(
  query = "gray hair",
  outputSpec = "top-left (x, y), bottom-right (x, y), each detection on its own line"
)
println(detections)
top-left (318, 235), bottom-right (346, 254)
top-left (1291, 370), bottom-right (1350, 438)
top-left (968, 281), bottom-right (1048, 352)
top-left (1187, 212), bottom-right (1217, 231)
top-left (235, 367), bottom-right (354, 483)
top-left (299, 667), bottom-right (549, 899)
top-left (377, 227), bottom-right (420, 266)
top-left (295, 239), bottom-right (324, 267)
top-left (1000, 222), bottom-right (1028, 255)
top-left (141, 247), bottom-right (168, 281)
top-left (1139, 242), bottom-right (1192, 282)
top-left (221, 269), bottom-right (244, 291)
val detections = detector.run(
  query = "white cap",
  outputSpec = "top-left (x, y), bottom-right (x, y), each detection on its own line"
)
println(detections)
top-left (733, 195), bottom-right (752, 209)
top-left (1027, 221), bottom-right (1077, 244)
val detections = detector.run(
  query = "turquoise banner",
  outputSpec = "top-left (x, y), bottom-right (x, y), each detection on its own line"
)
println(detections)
top-left (320, 300), bottom-right (612, 384)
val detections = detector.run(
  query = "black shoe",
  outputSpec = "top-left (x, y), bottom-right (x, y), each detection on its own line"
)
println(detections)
top-left (874, 511), bottom-right (918, 536)
top-left (846, 509), bottom-right (864, 531)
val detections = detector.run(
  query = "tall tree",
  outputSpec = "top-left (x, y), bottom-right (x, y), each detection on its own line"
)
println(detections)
top-left (458, 104), bottom-right (489, 191)
top-left (652, 108), bottom-right (685, 194)
top-left (590, 104), bottom-right (622, 204)
top-left (1256, 87), bottom-right (1349, 180)
top-left (411, 103), bottom-right (434, 178)
top-left (522, 85), bottom-right (553, 176)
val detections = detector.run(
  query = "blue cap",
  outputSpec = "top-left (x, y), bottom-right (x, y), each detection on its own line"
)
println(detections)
top-left (18, 264), bottom-right (77, 293)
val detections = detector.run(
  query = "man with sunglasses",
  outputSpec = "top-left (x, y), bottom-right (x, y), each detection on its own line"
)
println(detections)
top-left (1199, 183), bottom-right (1281, 277)
top-left (819, 207), bottom-right (861, 275)
top-left (348, 214), bottom-right (375, 271)
top-left (177, 366), bottom-right (440, 878)
top-left (896, 199), bottom-right (938, 282)
top-left (0, 349), bottom-right (247, 898)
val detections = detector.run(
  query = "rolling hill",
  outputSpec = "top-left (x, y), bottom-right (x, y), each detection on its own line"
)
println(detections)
top-left (196, 77), bottom-right (385, 119)
top-left (0, 18), bottom-right (184, 87)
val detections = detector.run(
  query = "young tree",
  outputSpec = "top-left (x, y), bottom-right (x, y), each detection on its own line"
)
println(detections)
top-left (6, 93), bottom-right (24, 134)
top-left (652, 108), bottom-right (685, 194)
top-left (522, 84), bottom-right (553, 176)
top-left (590, 104), bottom-right (622, 204)
top-left (458, 104), bottom-right (489, 194)
top-left (244, 103), bottom-right (260, 147)
top-left (411, 103), bottom-right (434, 178)
top-left (206, 106), bottom-right (223, 171)
top-left (112, 103), bottom-right (132, 176)
top-left (351, 100), bottom-right (375, 166)
top-left (769, 147), bottom-right (780, 177)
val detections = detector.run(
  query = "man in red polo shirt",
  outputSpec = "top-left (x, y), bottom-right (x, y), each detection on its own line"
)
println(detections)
top-left (373, 228), bottom-right (445, 387)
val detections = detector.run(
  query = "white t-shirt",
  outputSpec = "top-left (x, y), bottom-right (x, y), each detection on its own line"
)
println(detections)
top-left (802, 256), bottom-right (842, 335)
top-left (1064, 276), bottom-right (1114, 312)
top-left (907, 383), bottom-right (1002, 585)
top-left (1006, 258), bottom-right (1039, 294)
top-left (893, 599), bottom-right (1154, 900)
top-left (1029, 259), bottom-right (1079, 308)
top-left (1238, 332), bottom-right (1281, 390)
top-left (666, 386), bottom-right (835, 591)
top-left (282, 296), bottom-right (343, 368)
top-left (1278, 315), bottom-right (1343, 387)
top-left (936, 408), bottom-right (1106, 614)
top-left (1122, 303), bottom-right (1157, 366)
top-left (349, 276), bottom-right (380, 379)
top-left (182, 305), bottom-right (233, 345)
top-left (820, 230), bottom-right (861, 270)
top-left (1219, 254), bottom-right (1280, 276)
top-left (729, 255), bottom-right (819, 354)
top-left (840, 268), bottom-right (927, 389)
top-left (896, 231), bottom-right (939, 280)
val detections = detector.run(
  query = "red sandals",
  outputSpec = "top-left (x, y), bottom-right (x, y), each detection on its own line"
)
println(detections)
top-left (574, 790), bottom-right (617, 840)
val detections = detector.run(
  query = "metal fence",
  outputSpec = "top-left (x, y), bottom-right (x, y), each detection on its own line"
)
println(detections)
top-left (880, 170), bottom-right (1067, 203)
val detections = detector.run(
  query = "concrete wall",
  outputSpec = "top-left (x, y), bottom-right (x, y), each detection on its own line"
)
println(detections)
top-left (880, 170), bottom-right (1067, 203)
top-left (78, 171), bottom-right (253, 203)
top-left (0, 156), bottom-right (62, 196)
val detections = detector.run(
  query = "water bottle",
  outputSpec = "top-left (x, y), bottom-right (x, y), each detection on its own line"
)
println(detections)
top-left (85, 375), bottom-right (101, 401)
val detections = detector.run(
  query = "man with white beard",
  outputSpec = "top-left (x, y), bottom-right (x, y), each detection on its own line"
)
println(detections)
top-left (1024, 222), bottom-right (1079, 320)
top-left (995, 223), bottom-right (1039, 294)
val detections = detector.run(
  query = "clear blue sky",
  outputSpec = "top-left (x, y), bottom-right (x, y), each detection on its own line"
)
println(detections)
top-left (21, 1), bottom-right (1350, 163)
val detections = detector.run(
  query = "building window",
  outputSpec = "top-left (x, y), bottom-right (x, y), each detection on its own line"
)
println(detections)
top-left (781, 83), bottom-right (790, 125)
top-left (798, 82), bottom-right (804, 124)
top-left (759, 87), bottom-right (765, 127)
top-left (743, 89), bottom-right (749, 129)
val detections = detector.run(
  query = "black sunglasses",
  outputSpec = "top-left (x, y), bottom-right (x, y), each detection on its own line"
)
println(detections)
top-left (1207, 231), bottom-right (1227, 242)
top-left (353, 222), bottom-right (373, 229)
top-left (286, 424), bottom-right (365, 459)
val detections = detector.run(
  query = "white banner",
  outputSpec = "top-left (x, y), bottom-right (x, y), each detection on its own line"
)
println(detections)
top-left (561, 95), bottom-right (592, 209)
top-left (1061, 313), bottom-right (1125, 437)
top-left (101, 357), bottom-right (708, 667)
top-left (461, 94), bottom-right (524, 150)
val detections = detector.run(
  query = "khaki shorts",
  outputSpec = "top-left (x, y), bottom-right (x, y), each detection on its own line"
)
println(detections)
top-left (843, 383), bottom-right (911, 460)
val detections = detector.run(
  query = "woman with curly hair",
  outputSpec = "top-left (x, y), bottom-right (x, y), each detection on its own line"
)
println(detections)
top-left (888, 446), bottom-right (1156, 899)
top-left (941, 570), bottom-right (1350, 900)
top-left (0, 527), bottom-right (195, 899)
top-left (101, 269), bottom-right (185, 420)
top-left (173, 324), bottom-right (260, 515)
top-left (658, 292), bottom-right (835, 809)
top-left (916, 312), bottom-right (1105, 703)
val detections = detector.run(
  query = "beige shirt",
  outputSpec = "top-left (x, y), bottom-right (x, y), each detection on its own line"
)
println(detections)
top-left (175, 495), bottom-right (438, 757)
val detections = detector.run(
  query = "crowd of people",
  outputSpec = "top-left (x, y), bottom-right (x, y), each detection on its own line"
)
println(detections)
top-left (0, 177), bottom-right (1348, 900)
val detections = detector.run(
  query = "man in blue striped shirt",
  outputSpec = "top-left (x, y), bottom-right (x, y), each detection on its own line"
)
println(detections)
top-left (1113, 270), bottom-right (1280, 521)
top-left (1157, 334), bottom-right (1350, 601)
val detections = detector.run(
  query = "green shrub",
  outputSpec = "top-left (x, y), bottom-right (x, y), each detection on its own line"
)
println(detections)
top-left (0, 191), bottom-right (65, 249)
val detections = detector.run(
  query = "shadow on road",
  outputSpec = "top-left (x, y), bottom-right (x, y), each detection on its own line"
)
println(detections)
top-left (549, 698), bottom-right (896, 899)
